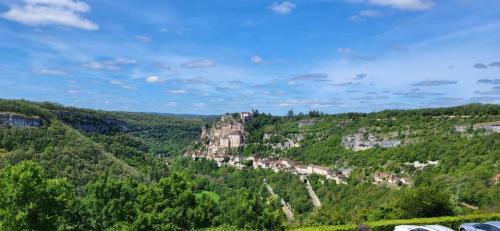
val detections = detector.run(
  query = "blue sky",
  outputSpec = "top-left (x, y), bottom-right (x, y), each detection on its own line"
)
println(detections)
top-left (0, 0), bottom-right (499, 115)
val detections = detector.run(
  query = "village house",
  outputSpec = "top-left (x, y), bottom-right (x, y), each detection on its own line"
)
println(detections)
top-left (240, 112), bottom-right (253, 121)
top-left (228, 131), bottom-right (243, 148)
top-left (400, 176), bottom-right (412, 186)
top-left (388, 175), bottom-right (401, 185)
top-left (312, 165), bottom-right (331, 176)
top-left (295, 165), bottom-right (313, 175)
top-left (373, 172), bottom-right (390, 184)
top-left (220, 138), bottom-right (230, 148)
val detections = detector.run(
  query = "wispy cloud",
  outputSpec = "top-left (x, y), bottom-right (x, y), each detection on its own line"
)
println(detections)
top-left (394, 91), bottom-right (443, 98)
top-left (477, 79), bottom-right (500, 85)
top-left (168, 89), bottom-right (188, 94)
top-left (270, 1), bottom-right (296, 15)
top-left (35, 68), bottom-right (68, 76)
top-left (250, 55), bottom-right (270, 64)
top-left (474, 88), bottom-right (500, 96)
top-left (336, 47), bottom-right (375, 61)
top-left (134, 35), bottom-right (151, 43)
top-left (110, 80), bottom-right (124, 85)
top-left (353, 73), bottom-right (367, 80)
top-left (331, 82), bottom-right (360, 87)
top-left (83, 58), bottom-right (136, 71)
top-left (489, 61), bottom-right (500, 67)
top-left (1, 0), bottom-right (99, 30)
top-left (349, 10), bottom-right (382, 21)
top-left (181, 59), bottom-right (216, 68)
top-left (349, 0), bottom-right (434, 11)
top-left (412, 80), bottom-right (457, 87)
top-left (278, 99), bottom-right (337, 108)
top-left (288, 73), bottom-right (329, 85)
top-left (473, 63), bottom-right (488, 69)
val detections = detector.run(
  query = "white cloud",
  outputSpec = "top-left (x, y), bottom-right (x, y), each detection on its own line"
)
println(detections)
top-left (250, 55), bottom-right (271, 65)
top-left (348, 0), bottom-right (434, 11)
top-left (114, 58), bottom-right (137, 65)
top-left (145, 75), bottom-right (164, 83)
top-left (360, 10), bottom-right (382, 17)
top-left (181, 59), bottom-right (216, 68)
top-left (67, 89), bottom-right (79, 94)
top-left (270, 1), bottom-right (296, 15)
top-left (168, 89), bottom-right (188, 94)
top-left (35, 68), bottom-right (68, 76)
top-left (1, 0), bottom-right (99, 30)
top-left (349, 10), bottom-right (382, 21)
top-left (369, 0), bottom-right (433, 10)
top-left (82, 58), bottom-right (136, 71)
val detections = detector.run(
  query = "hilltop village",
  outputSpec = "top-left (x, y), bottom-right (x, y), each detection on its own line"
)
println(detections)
top-left (187, 112), bottom-right (416, 186)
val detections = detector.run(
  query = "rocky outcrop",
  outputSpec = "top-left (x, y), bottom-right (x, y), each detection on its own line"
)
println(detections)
top-left (298, 119), bottom-right (315, 128)
top-left (473, 121), bottom-right (500, 133)
top-left (0, 113), bottom-right (43, 127)
top-left (454, 125), bottom-right (469, 133)
top-left (263, 133), bottom-right (304, 150)
top-left (341, 129), bottom-right (402, 151)
top-left (201, 112), bottom-right (250, 154)
top-left (53, 111), bottom-right (127, 133)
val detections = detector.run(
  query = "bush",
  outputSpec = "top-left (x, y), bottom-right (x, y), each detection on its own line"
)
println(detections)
top-left (293, 213), bottom-right (500, 231)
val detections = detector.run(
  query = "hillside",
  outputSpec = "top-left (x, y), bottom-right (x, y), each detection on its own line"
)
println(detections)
top-left (0, 99), bottom-right (209, 187)
top-left (0, 99), bottom-right (499, 230)
top-left (188, 104), bottom-right (500, 226)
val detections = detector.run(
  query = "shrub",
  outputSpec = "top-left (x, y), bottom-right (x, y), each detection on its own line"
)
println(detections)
top-left (293, 213), bottom-right (500, 231)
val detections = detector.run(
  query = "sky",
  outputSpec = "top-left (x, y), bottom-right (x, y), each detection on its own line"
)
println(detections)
top-left (0, 0), bottom-right (499, 115)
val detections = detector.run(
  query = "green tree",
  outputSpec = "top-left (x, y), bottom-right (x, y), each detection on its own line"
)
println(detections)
top-left (0, 161), bottom-right (78, 231)
top-left (396, 187), bottom-right (454, 218)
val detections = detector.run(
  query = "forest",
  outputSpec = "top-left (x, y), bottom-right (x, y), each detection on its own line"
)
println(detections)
top-left (0, 99), bottom-right (499, 230)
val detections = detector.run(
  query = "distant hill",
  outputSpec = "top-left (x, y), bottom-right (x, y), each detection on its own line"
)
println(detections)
top-left (0, 99), bottom-right (209, 188)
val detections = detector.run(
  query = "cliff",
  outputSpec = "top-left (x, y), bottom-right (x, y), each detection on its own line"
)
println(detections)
top-left (0, 112), bottom-right (43, 127)
top-left (201, 113), bottom-right (251, 154)
top-left (53, 110), bottom-right (128, 133)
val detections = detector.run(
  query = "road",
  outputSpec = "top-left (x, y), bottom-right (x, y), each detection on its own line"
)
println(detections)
top-left (263, 180), bottom-right (294, 221)
top-left (300, 175), bottom-right (322, 208)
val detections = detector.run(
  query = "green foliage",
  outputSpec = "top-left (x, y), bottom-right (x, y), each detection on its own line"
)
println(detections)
top-left (396, 187), bottom-right (454, 218)
top-left (293, 213), bottom-right (500, 231)
top-left (0, 161), bottom-right (80, 231)
top-left (1, 99), bottom-right (499, 230)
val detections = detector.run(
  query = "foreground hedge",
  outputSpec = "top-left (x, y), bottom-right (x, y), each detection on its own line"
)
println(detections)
top-left (294, 213), bottom-right (500, 231)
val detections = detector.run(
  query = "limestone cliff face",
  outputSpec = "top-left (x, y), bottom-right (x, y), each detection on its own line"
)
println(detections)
top-left (341, 128), bottom-right (404, 151)
top-left (201, 112), bottom-right (252, 154)
top-left (53, 110), bottom-right (128, 133)
top-left (473, 121), bottom-right (500, 133)
top-left (0, 113), bottom-right (43, 127)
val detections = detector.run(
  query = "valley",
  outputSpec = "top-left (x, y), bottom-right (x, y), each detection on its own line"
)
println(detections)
top-left (0, 99), bottom-right (499, 230)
